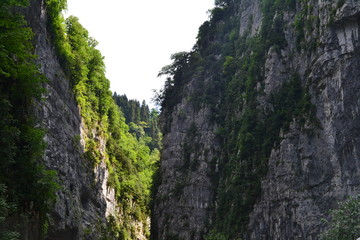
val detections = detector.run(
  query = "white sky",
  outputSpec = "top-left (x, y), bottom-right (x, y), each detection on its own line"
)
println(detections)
top-left (64, 0), bottom-right (215, 107)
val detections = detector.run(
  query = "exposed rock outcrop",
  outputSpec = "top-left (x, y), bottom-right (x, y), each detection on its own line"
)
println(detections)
top-left (152, 99), bottom-right (220, 240)
top-left (249, 1), bottom-right (360, 239)
top-left (25, 1), bottom-right (118, 239)
top-left (153, 0), bottom-right (360, 239)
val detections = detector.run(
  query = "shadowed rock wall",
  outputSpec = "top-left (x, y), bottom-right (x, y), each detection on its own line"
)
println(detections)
top-left (153, 0), bottom-right (360, 239)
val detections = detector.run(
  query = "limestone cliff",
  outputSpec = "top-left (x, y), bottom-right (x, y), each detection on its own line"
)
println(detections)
top-left (152, 0), bottom-right (360, 239)
top-left (249, 1), bottom-right (360, 239)
top-left (23, 0), bottom-right (150, 239)
top-left (25, 0), bottom-right (118, 239)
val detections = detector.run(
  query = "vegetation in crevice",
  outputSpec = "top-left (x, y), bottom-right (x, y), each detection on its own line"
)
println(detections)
top-left (320, 195), bottom-right (360, 240)
top-left (0, 0), bottom-right (59, 238)
top-left (212, 1), bottom-right (317, 238)
top-left (215, 71), bottom-right (315, 238)
top-left (293, 0), bottom-right (321, 52)
top-left (182, 123), bottom-right (201, 172)
top-left (157, 0), bottom-right (318, 239)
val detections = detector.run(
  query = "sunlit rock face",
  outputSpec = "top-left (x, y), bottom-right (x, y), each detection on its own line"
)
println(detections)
top-left (24, 1), bottom-right (121, 239)
top-left (153, 0), bottom-right (360, 239)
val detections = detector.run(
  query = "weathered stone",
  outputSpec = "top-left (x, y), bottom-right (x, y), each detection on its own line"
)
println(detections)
top-left (23, 1), bottom-right (149, 239)
top-left (248, 1), bottom-right (360, 239)
top-left (154, 0), bottom-right (360, 239)
top-left (152, 98), bottom-right (219, 240)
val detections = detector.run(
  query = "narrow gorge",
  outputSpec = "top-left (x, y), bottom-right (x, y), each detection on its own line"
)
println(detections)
top-left (1, 0), bottom-right (360, 240)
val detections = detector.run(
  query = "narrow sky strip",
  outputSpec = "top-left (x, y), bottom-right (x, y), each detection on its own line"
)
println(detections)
top-left (64, 0), bottom-right (215, 107)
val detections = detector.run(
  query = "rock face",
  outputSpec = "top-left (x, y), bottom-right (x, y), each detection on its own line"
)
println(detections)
top-left (25, 0), bottom-right (118, 239)
top-left (248, 1), bottom-right (360, 239)
top-left (152, 99), bottom-right (220, 239)
top-left (153, 0), bottom-right (360, 239)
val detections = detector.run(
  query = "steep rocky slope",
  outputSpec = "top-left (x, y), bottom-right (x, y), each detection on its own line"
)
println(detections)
top-left (20, 0), bottom-right (154, 239)
top-left (249, 1), bottom-right (360, 239)
top-left (152, 0), bottom-right (360, 239)
top-left (25, 0), bottom-right (121, 238)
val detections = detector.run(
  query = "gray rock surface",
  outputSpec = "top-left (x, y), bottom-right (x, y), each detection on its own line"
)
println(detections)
top-left (152, 92), bottom-right (220, 240)
top-left (25, 0), bottom-right (119, 239)
top-left (248, 1), bottom-right (360, 239)
top-left (153, 0), bottom-right (360, 239)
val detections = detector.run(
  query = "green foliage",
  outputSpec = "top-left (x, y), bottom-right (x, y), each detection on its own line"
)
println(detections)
top-left (46, 5), bottom-right (160, 237)
top-left (113, 93), bottom-right (151, 125)
top-left (210, 7), bottom-right (225, 23)
top-left (64, 16), bottom-right (112, 127)
top-left (222, 56), bottom-right (235, 77)
top-left (321, 195), bottom-right (360, 240)
top-left (286, 0), bottom-right (297, 11)
top-left (156, 0), bottom-right (238, 113)
top-left (292, 0), bottom-right (321, 51)
top-left (45, 0), bottom-right (72, 67)
top-left (0, 0), bottom-right (58, 239)
top-left (0, 185), bottom-right (20, 240)
top-left (205, 0), bottom-right (318, 237)
top-left (154, 51), bottom-right (191, 111)
top-left (0, 0), bottom-right (59, 237)
top-left (269, 73), bottom-right (312, 131)
top-left (294, 9), bottom-right (306, 50)
top-left (148, 109), bottom-right (162, 150)
top-left (0, 1), bottom-right (45, 100)
top-left (204, 230), bottom-right (228, 240)
top-left (319, 196), bottom-right (360, 239)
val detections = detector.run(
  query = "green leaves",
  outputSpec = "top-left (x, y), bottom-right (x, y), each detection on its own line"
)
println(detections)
top-left (205, 230), bottom-right (228, 240)
top-left (0, 0), bottom-right (45, 99)
top-left (0, 0), bottom-right (28, 8)
top-left (321, 195), bottom-right (360, 240)
top-left (208, 0), bottom-right (318, 238)
top-left (47, 6), bottom-right (160, 237)
top-left (45, 0), bottom-right (67, 18)
top-left (0, 0), bottom-right (58, 236)
top-left (0, 184), bottom-right (20, 240)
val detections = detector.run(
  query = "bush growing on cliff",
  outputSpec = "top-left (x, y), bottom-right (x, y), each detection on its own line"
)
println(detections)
top-left (0, 185), bottom-right (20, 240)
top-left (321, 195), bottom-right (360, 240)
top-left (205, 230), bottom-right (227, 240)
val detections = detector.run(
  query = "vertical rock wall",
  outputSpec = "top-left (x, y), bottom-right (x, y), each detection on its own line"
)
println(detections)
top-left (249, 1), bottom-right (360, 239)
top-left (152, 81), bottom-right (220, 239)
top-left (25, 0), bottom-right (118, 239)
top-left (154, 0), bottom-right (360, 239)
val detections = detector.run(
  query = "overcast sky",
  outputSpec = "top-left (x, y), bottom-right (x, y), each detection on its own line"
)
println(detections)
top-left (64, 0), bottom-right (215, 107)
